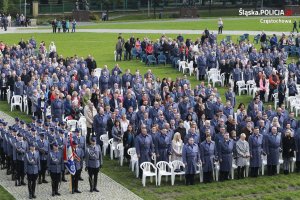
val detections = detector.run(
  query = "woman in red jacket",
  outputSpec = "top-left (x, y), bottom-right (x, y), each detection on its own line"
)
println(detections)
top-left (268, 71), bottom-right (279, 102)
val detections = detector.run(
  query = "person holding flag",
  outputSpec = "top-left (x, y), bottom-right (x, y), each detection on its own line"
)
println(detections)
top-left (71, 140), bottom-right (84, 194)
top-left (48, 142), bottom-right (64, 196)
top-left (85, 137), bottom-right (102, 192)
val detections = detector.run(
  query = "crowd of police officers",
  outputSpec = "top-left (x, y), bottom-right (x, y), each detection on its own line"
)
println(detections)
top-left (0, 116), bottom-right (102, 199)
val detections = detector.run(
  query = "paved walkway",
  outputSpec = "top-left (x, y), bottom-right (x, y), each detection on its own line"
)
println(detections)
top-left (0, 27), bottom-right (289, 36)
top-left (0, 111), bottom-right (142, 200)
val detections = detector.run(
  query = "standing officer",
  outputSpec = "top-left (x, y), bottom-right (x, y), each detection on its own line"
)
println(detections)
top-left (85, 137), bottom-right (102, 192)
top-left (99, 71), bottom-right (110, 93)
top-left (155, 128), bottom-right (171, 162)
top-left (266, 127), bottom-right (282, 176)
top-left (248, 127), bottom-right (265, 177)
top-left (200, 134), bottom-right (216, 183)
top-left (135, 126), bottom-right (155, 178)
top-left (0, 121), bottom-right (6, 169)
top-left (37, 133), bottom-right (49, 184)
top-left (48, 142), bottom-right (63, 196)
top-left (218, 132), bottom-right (235, 181)
top-left (10, 127), bottom-right (18, 180)
top-left (72, 141), bottom-right (84, 194)
top-left (51, 90), bottom-right (64, 122)
top-left (182, 137), bottom-right (201, 185)
top-left (93, 107), bottom-right (107, 147)
top-left (15, 133), bottom-right (28, 186)
top-left (25, 143), bottom-right (40, 199)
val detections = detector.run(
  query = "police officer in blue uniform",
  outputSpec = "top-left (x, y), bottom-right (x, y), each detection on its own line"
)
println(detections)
top-left (15, 133), bottom-right (28, 186)
top-left (85, 137), bottom-right (102, 192)
top-left (200, 134), bottom-right (217, 183)
top-left (37, 132), bottom-right (49, 184)
top-left (48, 142), bottom-right (64, 196)
top-left (51, 91), bottom-right (64, 122)
top-left (25, 143), bottom-right (40, 199)
top-left (10, 127), bottom-right (18, 180)
top-left (182, 136), bottom-right (201, 185)
top-left (72, 140), bottom-right (84, 194)
top-left (155, 128), bottom-right (171, 162)
top-left (218, 132), bottom-right (235, 181)
top-left (266, 127), bottom-right (282, 176)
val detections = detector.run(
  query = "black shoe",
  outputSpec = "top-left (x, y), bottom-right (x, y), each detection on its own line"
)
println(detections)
top-left (75, 190), bottom-right (81, 193)
top-left (29, 194), bottom-right (33, 199)
top-left (79, 177), bottom-right (84, 181)
top-left (90, 189), bottom-right (93, 192)
top-left (32, 195), bottom-right (36, 199)
top-left (42, 180), bottom-right (48, 183)
top-left (38, 179), bottom-right (42, 184)
top-left (21, 180), bottom-right (26, 185)
top-left (61, 178), bottom-right (67, 182)
top-left (55, 192), bottom-right (61, 196)
top-left (93, 188), bottom-right (99, 192)
top-left (52, 192), bottom-right (55, 197)
top-left (72, 190), bottom-right (74, 194)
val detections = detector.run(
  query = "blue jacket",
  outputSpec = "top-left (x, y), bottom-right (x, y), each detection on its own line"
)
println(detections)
top-left (24, 151), bottom-right (40, 174)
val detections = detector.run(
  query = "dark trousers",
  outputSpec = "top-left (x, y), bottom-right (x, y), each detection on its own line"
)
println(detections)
top-left (88, 167), bottom-right (99, 190)
top-left (293, 26), bottom-right (299, 33)
top-left (27, 98), bottom-right (32, 115)
top-left (278, 93), bottom-right (285, 107)
top-left (116, 49), bottom-right (122, 61)
top-left (296, 161), bottom-right (300, 172)
top-left (1, 87), bottom-right (7, 100)
top-left (218, 26), bottom-right (223, 34)
top-left (219, 171), bottom-right (230, 181)
top-left (224, 73), bottom-right (230, 86)
top-left (71, 169), bottom-right (81, 192)
top-left (52, 27), bottom-right (57, 33)
top-left (0, 147), bottom-right (5, 168)
top-left (16, 160), bottom-right (25, 182)
top-left (260, 91), bottom-right (266, 102)
top-left (185, 174), bottom-right (195, 185)
top-left (250, 167), bottom-right (259, 177)
top-left (86, 127), bottom-right (94, 145)
top-left (39, 160), bottom-right (47, 181)
top-left (50, 172), bottom-right (61, 194)
top-left (237, 166), bottom-right (245, 179)
top-left (267, 165), bottom-right (277, 176)
top-left (268, 88), bottom-right (276, 102)
top-left (27, 173), bottom-right (38, 197)
top-left (203, 171), bottom-right (213, 183)
top-left (34, 110), bottom-right (42, 120)
top-left (11, 158), bottom-right (16, 180)
top-left (6, 155), bottom-right (11, 174)
top-left (124, 50), bottom-right (131, 60)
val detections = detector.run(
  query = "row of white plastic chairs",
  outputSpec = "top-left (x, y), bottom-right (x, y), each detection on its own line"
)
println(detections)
top-left (99, 133), bottom-right (294, 186)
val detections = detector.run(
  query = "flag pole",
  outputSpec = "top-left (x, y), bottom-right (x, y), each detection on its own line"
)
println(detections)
top-left (70, 174), bottom-right (72, 193)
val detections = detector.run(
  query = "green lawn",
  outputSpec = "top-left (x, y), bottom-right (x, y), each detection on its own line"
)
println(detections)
top-left (74, 16), bottom-right (300, 32)
top-left (0, 185), bottom-right (14, 200)
top-left (0, 32), bottom-right (297, 200)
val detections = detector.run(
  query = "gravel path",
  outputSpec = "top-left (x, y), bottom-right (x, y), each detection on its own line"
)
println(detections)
top-left (0, 111), bottom-right (142, 200)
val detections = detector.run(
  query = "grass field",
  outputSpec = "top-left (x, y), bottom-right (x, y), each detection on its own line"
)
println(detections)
top-left (0, 31), bottom-right (298, 200)
top-left (74, 17), bottom-right (300, 32)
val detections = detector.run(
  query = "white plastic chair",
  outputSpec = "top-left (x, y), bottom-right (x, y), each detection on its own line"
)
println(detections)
top-left (23, 95), bottom-right (28, 115)
top-left (108, 138), bottom-right (116, 160)
top-left (196, 163), bottom-right (203, 183)
top-left (231, 158), bottom-right (238, 179)
top-left (261, 155), bottom-right (267, 175)
top-left (277, 152), bottom-right (284, 174)
top-left (211, 74), bottom-right (222, 87)
top-left (78, 117), bottom-right (87, 136)
top-left (100, 134), bottom-right (109, 156)
top-left (114, 51), bottom-right (117, 61)
top-left (140, 162), bottom-right (158, 187)
top-left (213, 161), bottom-right (220, 181)
top-left (246, 80), bottom-right (256, 95)
top-left (186, 61), bottom-right (194, 76)
top-left (236, 80), bottom-right (248, 96)
top-left (11, 95), bottom-right (23, 112)
top-left (117, 143), bottom-right (124, 166)
top-left (127, 148), bottom-right (139, 178)
top-left (171, 160), bottom-right (185, 185)
top-left (178, 61), bottom-right (188, 72)
top-left (6, 88), bottom-right (11, 104)
top-left (67, 120), bottom-right (78, 132)
top-left (156, 161), bottom-right (173, 186)
top-left (272, 93), bottom-right (279, 109)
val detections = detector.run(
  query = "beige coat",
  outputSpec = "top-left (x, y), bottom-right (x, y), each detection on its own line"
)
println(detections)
top-left (84, 105), bottom-right (97, 128)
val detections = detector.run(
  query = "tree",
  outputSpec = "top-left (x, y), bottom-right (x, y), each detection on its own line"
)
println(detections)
top-left (153, 0), bottom-right (160, 18)
top-left (1, 0), bottom-right (9, 13)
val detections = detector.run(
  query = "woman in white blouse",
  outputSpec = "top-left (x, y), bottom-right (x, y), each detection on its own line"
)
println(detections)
top-left (120, 114), bottom-right (129, 133)
top-left (171, 132), bottom-right (183, 162)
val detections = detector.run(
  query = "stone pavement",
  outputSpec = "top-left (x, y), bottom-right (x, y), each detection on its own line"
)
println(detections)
top-left (0, 27), bottom-right (289, 36)
top-left (0, 111), bottom-right (142, 200)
